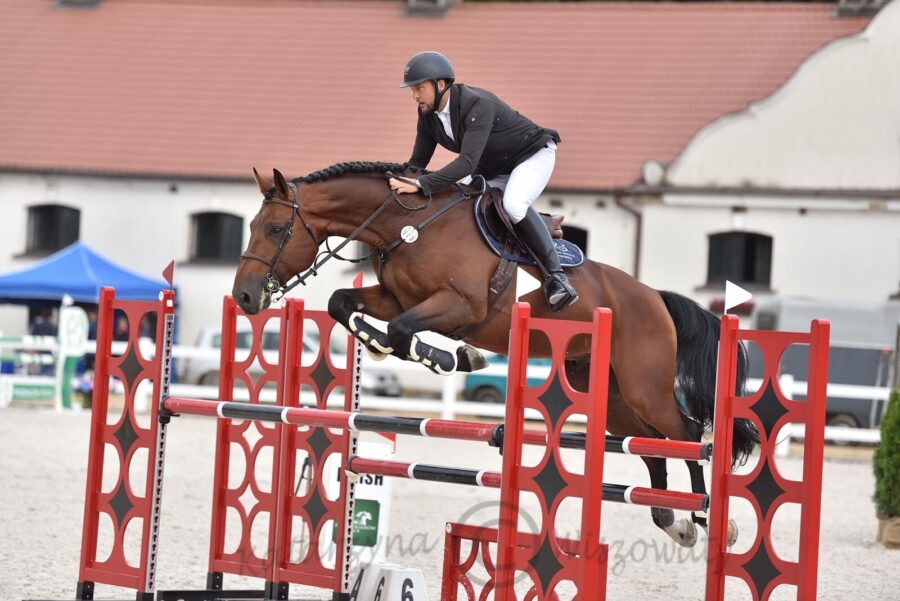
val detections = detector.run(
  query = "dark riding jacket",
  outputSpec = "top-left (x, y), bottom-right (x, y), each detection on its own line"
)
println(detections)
top-left (408, 83), bottom-right (561, 195)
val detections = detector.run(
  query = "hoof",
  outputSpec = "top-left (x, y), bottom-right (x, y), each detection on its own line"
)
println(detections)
top-left (664, 518), bottom-right (698, 548)
top-left (695, 518), bottom-right (737, 548)
top-left (726, 518), bottom-right (739, 547)
top-left (456, 345), bottom-right (488, 372)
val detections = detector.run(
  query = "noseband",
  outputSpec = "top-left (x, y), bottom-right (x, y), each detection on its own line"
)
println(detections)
top-left (239, 182), bottom-right (318, 296)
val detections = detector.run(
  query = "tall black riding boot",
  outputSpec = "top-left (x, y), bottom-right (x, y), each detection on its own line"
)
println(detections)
top-left (513, 208), bottom-right (579, 312)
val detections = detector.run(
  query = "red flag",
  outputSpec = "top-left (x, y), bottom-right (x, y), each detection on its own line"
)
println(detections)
top-left (162, 260), bottom-right (175, 288)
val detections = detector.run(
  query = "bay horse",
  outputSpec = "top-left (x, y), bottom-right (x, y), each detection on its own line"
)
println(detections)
top-left (233, 162), bottom-right (758, 548)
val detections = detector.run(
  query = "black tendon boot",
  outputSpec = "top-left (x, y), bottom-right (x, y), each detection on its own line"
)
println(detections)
top-left (513, 208), bottom-right (579, 311)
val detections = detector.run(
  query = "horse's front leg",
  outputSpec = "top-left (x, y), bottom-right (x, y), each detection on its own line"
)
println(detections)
top-left (386, 289), bottom-right (489, 375)
top-left (328, 285), bottom-right (405, 359)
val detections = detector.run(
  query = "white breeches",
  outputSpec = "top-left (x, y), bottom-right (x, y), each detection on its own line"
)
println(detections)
top-left (488, 141), bottom-right (557, 224)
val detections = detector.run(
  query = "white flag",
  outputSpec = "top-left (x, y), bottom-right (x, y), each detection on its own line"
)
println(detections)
top-left (724, 281), bottom-right (753, 312)
top-left (516, 267), bottom-right (541, 300)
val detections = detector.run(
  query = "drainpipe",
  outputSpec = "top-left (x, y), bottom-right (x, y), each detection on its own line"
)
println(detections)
top-left (614, 189), bottom-right (642, 280)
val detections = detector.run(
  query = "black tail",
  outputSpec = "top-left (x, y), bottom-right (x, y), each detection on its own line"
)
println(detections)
top-left (659, 290), bottom-right (759, 467)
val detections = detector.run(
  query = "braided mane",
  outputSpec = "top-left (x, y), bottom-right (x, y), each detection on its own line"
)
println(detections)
top-left (292, 161), bottom-right (409, 185)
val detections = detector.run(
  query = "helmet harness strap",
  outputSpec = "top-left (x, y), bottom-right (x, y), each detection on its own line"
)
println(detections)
top-left (432, 79), bottom-right (450, 113)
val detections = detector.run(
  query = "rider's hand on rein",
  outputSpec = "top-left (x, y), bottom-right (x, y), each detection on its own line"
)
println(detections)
top-left (389, 177), bottom-right (420, 194)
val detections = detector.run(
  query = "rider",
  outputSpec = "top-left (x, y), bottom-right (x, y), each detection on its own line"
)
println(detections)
top-left (389, 51), bottom-right (578, 312)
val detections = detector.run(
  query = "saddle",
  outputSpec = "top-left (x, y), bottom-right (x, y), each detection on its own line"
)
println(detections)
top-left (390, 172), bottom-right (585, 341)
top-left (480, 188), bottom-right (565, 240)
top-left (472, 186), bottom-right (585, 269)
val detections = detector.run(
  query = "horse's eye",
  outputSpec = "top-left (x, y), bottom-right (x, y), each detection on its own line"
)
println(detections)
top-left (269, 225), bottom-right (285, 236)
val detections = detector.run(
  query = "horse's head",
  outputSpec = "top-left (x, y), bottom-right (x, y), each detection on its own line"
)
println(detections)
top-left (232, 168), bottom-right (320, 314)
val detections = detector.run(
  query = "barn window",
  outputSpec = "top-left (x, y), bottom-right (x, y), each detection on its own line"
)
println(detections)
top-left (562, 225), bottom-right (588, 255)
top-left (26, 204), bottom-right (80, 255)
top-left (191, 212), bottom-right (243, 262)
top-left (707, 231), bottom-right (772, 288)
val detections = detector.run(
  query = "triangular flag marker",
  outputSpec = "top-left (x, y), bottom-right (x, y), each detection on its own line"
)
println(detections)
top-left (724, 280), bottom-right (752, 313)
top-left (516, 267), bottom-right (541, 300)
top-left (162, 260), bottom-right (175, 289)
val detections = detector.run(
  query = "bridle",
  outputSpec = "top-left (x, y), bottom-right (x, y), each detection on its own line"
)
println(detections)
top-left (239, 181), bottom-right (318, 298)
top-left (239, 173), bottom-right (479, 302)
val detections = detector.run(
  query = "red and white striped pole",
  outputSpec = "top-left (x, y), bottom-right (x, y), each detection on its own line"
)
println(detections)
top-left (162, 397), bottom-right (711, 461)
top-left (346, 457), bottom-right (708, 513)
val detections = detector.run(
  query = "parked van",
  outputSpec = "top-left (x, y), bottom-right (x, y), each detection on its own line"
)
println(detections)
top-left (178, 322), bottom-right (401, 397)
top-left (462, 354), bottom-right (553, 403)
top-left (749, 297), bottom-right (899, 429)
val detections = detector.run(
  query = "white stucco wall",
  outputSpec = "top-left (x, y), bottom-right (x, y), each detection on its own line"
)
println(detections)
top-left (666, 1), bottom-right (900, 190)
top-left (533, 192), bottom-right (638, 275)
top-left (637, 194), bottom-right (900, 306)
top-left (640, 3), bottom-right (900, 310)
top-left (0, 173), bottom-right (270, 343)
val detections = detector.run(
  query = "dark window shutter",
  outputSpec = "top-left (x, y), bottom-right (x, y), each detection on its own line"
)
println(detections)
top-left (191, 212), bottom-right (243, 261)
top-left (707, 232), bottom-right (772, 287)
top-left (562, 225), bottom-right (589, 255)
top-left (27, 204), bottom-right (80, 254)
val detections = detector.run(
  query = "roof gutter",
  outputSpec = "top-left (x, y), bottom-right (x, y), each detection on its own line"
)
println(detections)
top-left (611, 181), bottom-right (900, 282)
top-left (613, 189), bottom-right (642, 280)
top-left (0, 165), bottom-right (253, 185)
top-left (625, 183), bottom-right (900, 200)
top-left (3, 165), bottom-right (898, 200)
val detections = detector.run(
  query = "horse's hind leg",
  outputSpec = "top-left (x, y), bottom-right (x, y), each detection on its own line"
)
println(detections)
top-left (643, 456), bottom-right (699, 548)
top-left (682, 417), bottom-right (739, 547)
top-left (627, 396), bottom-right (704, 548)
top-left (564, 361), bottom-right (698, 548)
top-left (567, 356), bottom-right (705, 547)
top-left (620, 374), bottom-right (737, 549)
top-left (683, 417), bottom-right (709, 532)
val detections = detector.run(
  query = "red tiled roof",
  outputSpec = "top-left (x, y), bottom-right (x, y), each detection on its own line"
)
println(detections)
top-left (0, 0), bottom-right (869, 190)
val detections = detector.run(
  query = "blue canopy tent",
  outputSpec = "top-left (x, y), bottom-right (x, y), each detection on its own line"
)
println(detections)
top-left (0, 242), bottom-right (177, 381)
top-left (0, 243), bottom-right (176, 394)
top-left (0, 242), bottom-right (171, 304)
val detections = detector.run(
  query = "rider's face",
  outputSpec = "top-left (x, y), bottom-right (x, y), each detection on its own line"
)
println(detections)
top-left (411, 80), bottom-right (446, 114)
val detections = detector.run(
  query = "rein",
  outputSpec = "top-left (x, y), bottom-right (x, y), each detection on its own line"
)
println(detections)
top-left (240, 175), bottom-right (476, 302)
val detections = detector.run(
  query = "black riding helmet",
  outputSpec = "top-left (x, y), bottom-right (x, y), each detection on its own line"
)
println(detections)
top-left (400, 51), bottom-right (455, 111)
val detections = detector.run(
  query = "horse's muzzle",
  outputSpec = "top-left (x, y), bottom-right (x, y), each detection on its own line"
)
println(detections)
top-left (232, 280), bottom-right (270, 315)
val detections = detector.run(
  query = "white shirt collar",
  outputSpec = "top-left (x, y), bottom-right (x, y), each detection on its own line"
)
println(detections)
top-left (435, 92), bottom-right (454, 141)
top-left (437, 96), bottom-right (450, 117)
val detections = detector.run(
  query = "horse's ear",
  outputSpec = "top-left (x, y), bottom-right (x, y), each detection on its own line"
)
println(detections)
top-left (252, 167), bottom-right (271, 195)
top-left (273, 168), bottom-right (291, 198)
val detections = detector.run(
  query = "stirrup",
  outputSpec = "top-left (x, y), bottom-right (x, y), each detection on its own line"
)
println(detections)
top-left (544, 274), bottom-right (579, 312)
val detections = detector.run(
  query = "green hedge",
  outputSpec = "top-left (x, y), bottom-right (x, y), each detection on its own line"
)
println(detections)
top-left (874, 388), bottom-right (900, 518)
